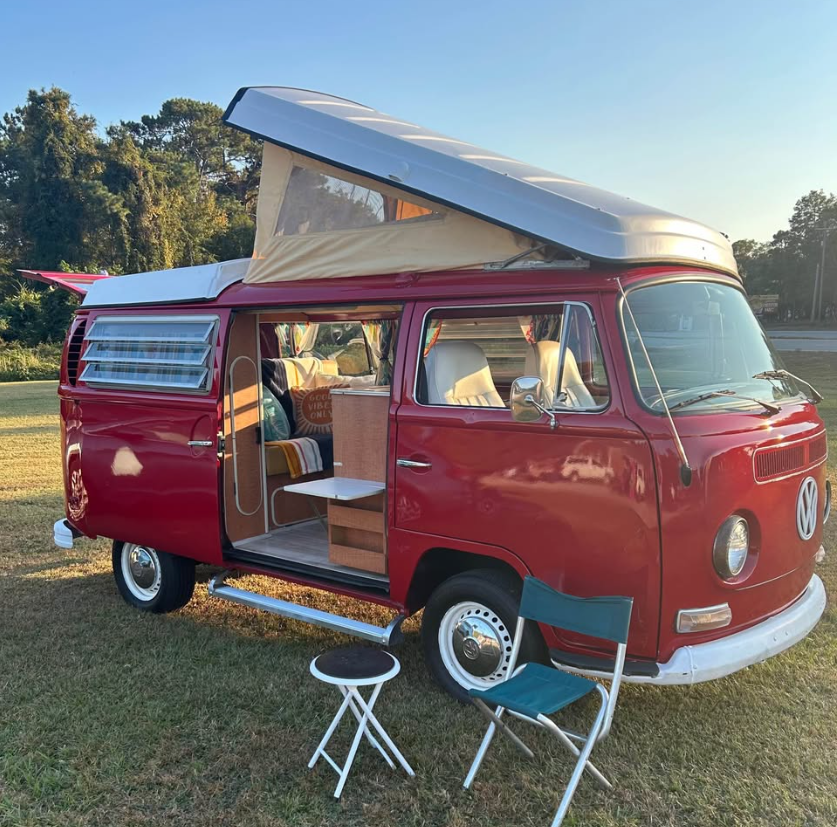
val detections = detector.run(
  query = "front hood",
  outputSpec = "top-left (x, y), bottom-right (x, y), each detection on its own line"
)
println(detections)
top-left (648, 402), bottom-right (826, 653)
top-left (677, 408), bottom-right (825, 586)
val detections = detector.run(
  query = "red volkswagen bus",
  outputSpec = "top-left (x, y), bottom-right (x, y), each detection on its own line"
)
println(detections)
top-left (47, 88), bottom-right (827, 700)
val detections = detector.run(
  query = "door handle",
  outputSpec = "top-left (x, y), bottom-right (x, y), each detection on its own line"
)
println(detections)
top-left (396, 458), bottom-right (432, 469)
top-left (188, 440), bottom-right (214, 447)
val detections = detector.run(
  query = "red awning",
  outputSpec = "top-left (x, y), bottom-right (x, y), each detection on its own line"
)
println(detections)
top-left (17, 269), bottom-right (111, 297)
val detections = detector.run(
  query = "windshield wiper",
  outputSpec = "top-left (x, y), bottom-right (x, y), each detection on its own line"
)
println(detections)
top-left (668, 389), bottom-right (781, 415)
top-left (753, 369), bottom-right (823, 404)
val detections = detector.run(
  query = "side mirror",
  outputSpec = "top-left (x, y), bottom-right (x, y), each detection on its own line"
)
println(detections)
top-left (510, 376), bottom-right (557, 429)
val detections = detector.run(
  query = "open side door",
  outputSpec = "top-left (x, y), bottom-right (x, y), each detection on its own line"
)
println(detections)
top-left (18, 269), bottom-right (111, 297)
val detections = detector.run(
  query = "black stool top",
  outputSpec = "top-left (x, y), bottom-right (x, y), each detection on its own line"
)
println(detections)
top-left (315, 646), bottom-right (395, 680)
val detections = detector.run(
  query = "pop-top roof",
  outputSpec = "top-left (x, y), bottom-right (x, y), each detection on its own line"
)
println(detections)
top-left (223, 86), bottom-right (738, 277)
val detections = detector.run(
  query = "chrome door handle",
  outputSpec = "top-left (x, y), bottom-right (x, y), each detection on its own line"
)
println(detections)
top-left (396, 458), bottom-right (432, 469)
top-left (188, 440), bottom-right (214, 447)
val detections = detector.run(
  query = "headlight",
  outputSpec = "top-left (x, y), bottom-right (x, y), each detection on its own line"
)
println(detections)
top-left (824, 481), bottom-right (832, 524)
top-left (713, 516), bottom-right (749, 579)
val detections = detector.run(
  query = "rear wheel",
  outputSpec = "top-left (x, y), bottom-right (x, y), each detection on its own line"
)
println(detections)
top-left (112, 541), bottom-right (196, 613)
top-left (421, 569), bottom-right (546, 702)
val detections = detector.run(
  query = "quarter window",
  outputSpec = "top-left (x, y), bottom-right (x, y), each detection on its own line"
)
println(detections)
top-left (80, 316), bottom-right (218, 392)
top-left (418, 304), bottom-right (609, 410)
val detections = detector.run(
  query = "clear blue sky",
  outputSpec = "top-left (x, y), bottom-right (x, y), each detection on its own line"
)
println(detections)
top-left (2, 0), bottom-right (835, 242)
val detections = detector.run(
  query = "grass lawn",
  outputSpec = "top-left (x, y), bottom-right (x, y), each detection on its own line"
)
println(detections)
top-left (1, 355), bottom-right (835, 827)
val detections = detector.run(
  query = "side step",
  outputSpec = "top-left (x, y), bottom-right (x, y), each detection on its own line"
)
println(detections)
top-left (208, 571), bottom-right (405, 646)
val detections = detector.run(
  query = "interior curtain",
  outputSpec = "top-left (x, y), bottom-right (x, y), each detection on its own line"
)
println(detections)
top-left (259, 323), bottom-right (280, 358)
top-left (424, 319), bottom-right (443, 355)
top-left (274, 323), bottom-right (292, 356)
top-left (361, 320), bottom-right (395, 384)
top-left (518, 313), bottom-right (562, 343)
top-left (293, 322), bottom-right (319, 353)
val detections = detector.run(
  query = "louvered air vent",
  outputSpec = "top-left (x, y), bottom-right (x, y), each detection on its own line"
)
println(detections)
top-left (755, 443), bottom-right (805, 481)
top-left (808, 434), bottom-right (828, 464)
top-left (66, 318), bottom-right (87, 386)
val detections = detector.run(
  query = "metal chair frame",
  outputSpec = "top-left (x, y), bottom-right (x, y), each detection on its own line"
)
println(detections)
top-left (463, 578), bottom-right (632, 827)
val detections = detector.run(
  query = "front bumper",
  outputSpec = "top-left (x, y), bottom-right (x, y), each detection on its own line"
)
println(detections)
top-left (554, 574), bottom-right (827, 686)
top-left (53, 518), bottom-right (80, 549)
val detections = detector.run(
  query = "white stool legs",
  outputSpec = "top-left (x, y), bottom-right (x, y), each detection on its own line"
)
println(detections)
top-left (309, 680), bottom-right (414, 798)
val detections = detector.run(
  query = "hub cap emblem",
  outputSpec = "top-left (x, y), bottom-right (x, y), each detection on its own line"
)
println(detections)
top-left (462, 637), bottom-right (481, 660)
top-left (796, 477), bottom-right (818, 541)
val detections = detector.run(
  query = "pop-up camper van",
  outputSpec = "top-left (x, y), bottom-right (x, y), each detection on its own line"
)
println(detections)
top-left (46, 87), bottom-right (827, 700)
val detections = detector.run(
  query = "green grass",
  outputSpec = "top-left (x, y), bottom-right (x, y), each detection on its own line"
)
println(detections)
top-left (0, 356), bottom-right (835, 827)
top-left (0, 343), bottom-right (61, 383)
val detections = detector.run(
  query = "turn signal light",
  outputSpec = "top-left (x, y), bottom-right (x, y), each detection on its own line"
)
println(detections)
top-left (676, 604), bottom-right (732, 634)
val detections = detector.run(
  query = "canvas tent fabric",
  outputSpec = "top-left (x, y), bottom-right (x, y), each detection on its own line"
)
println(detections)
top-left (223, 87), bottom-right (739, 279)
top-left (245, 143), bottom-right (535, 284)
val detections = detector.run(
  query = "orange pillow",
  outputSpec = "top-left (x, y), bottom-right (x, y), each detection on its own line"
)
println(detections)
top-left (290, 386), bottom-right (344, 435)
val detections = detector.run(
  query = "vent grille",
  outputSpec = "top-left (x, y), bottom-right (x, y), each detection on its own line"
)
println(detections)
top-left (755, 433), bottom-right (828, 481)
top-left (808, 434), bottom-right (828, 463)
top-left (755, 444), bottom-right (805, 481)
top-left (66, 318), bottom-right (87, 386)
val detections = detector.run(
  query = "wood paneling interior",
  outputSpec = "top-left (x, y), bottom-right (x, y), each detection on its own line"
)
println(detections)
top-left (328, 393), bottom-right (389, 573)
top-left (225, 316), bottom-right (393, 579)
top-left (328, 494), bottom-right (387, 574)
top-left (223, 313), bottom-right (266, 543)
top-left (332, 392), bottom-right (389, 483)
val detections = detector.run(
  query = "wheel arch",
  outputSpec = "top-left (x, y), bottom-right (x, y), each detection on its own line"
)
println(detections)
top-left (405, 544), bottom-right (531, 613)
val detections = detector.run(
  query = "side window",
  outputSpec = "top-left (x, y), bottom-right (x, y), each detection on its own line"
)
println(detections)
top-left (418, 305), bottom-right (609, 410)
top-left (559, 305), bottom-right (610, 409)
top-left (80, 315), bottom-right (218, 393)
top-left (275, 166), bottom-right (440, 236)
top-left (311, 323), bottom-right (371, 376)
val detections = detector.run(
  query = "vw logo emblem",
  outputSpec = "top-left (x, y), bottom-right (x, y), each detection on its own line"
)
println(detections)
top-left (796, 477), bottom-right (819, 541)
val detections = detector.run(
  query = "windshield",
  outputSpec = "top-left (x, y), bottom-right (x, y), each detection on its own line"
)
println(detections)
top-left (622, 281), bottom-right (801, 413)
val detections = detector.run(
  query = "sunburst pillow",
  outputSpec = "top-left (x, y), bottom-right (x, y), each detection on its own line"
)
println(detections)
top-left (290, 386), bottom-right (345, 435)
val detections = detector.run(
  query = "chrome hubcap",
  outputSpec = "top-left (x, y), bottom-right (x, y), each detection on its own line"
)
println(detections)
top-left (439, 601), bottom-right (513, 690)
top-left (129, 547), bottom-right (157, 588)
top-left (452, 615), bottom-right (504, 676)
top-left (121, 543), bottom-right (162, 601)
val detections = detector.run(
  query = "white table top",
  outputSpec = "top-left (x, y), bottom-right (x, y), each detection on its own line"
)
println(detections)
top-left (283, 477), bottom-right (385, 501)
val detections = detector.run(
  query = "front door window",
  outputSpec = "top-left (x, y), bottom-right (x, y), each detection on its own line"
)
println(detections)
top-left (417, 304), bottom-right (609, 411)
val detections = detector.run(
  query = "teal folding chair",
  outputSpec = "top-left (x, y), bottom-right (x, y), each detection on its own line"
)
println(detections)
top-left (463, 576), bottom-right (633, 827)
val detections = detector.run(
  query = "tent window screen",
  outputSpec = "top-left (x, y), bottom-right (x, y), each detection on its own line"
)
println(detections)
top-left (275, 165), bottom-right (440, 236)
top-left (80, 316), bottom-right (218, 392)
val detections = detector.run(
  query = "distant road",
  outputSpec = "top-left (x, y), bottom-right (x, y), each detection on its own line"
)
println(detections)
top-left (768, 329), bottom-right (837, 352)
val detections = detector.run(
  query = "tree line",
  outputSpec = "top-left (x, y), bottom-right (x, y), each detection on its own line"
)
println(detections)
top-left (0, 88), bottom-right (261, 345)
top-left (1, 87), bottom-right (835, 347)
top-left (734, 190), bottom-right (837, 321)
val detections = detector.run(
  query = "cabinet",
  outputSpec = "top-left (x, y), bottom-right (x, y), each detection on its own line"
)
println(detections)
top-left (328, 388), bottom-right (389, 573)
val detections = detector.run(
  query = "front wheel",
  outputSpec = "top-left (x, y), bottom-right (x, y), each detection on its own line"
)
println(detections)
top-left (112, 541), bottom-right (196, 613)
top-left (421, 569), bottom-right (546, 702)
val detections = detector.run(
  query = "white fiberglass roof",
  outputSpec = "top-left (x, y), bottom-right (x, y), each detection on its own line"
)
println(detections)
top-left (82, 259), bottom-right (249, 308)
top-left (223, 87), bottom-right (738, 277)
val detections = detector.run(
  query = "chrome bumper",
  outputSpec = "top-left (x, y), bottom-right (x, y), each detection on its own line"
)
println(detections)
top-left (53, 518), bottom-right (77, 549)
top-left (555, 574), bottom-right (827, 686)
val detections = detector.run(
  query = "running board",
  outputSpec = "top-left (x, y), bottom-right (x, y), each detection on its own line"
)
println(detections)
top-left (208, 571), bottom-right (405, 646)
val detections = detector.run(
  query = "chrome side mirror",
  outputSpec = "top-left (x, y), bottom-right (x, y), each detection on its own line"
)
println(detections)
top-left (510, 376), bottom-right (557, 429)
